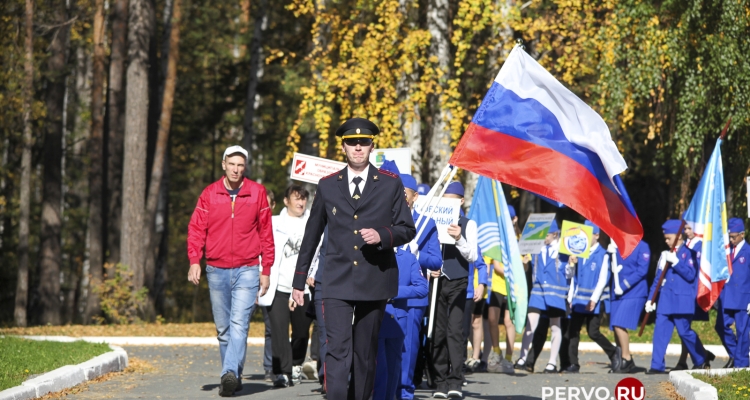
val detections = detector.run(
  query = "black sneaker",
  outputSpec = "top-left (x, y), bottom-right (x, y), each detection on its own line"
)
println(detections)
top-left (615, 357), bottom-right (635, 373)
top-left (610, 347), bottom-right (622, 372)
top-left (448, 384), bottom-right (463, 398)
top-left (273, 374), bottom-right (294, 388)
top-left (219, 372), bottom-right (238, 397)
top-left (646, 368), bottom-right (667, 375)
top-left (671, 362), bottom-right (688, 371)
top-left (433, 383), bottom-right (449, 398)
top-left (705, 350), bottom-right (716, 367)
top-left (562, 364), bottom-right (580, 373)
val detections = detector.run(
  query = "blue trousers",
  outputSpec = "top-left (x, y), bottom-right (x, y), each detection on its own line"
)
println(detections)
top-left (206, 265), bottom-right (260, 378)
top-left (651, 313), bottom-right (705, 371)
top-left (374, 334), bottom-right (404, 400)
top-left (398, 307), bottom-right (425, 400)
top-left (715, 306), bottom-right (750, 367)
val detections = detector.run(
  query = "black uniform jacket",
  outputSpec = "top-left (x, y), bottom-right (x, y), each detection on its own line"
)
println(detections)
top-left (293, 163), bottom-right (416, 301)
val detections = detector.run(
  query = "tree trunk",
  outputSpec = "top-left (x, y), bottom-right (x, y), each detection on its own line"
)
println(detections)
top-left (15, 0), bottom-right (35, 328)
top-left (241, 0), bottom-right (268, 172)
top-left (397, 0), bottom-right (423, 180)
top-left (121, 0), bottom-right (153, 291)
top-left (38, 0), bottom-right (70, 325)
top-left (144, 0), bottom-right (181, 305)
top-left (105, 0), bottom-right (129, 276)
top-left (426, 0), bottom-right (452, 184)
top-left (83, 0), bottom-right (107, 324)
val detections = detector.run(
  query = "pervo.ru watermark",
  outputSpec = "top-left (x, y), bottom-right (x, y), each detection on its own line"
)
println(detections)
top-left (542, 377), bottom-right (645, 400)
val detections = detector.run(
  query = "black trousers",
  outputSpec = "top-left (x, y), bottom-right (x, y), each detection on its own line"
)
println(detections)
top-left (266, 291), bottom-right (313, 375)
top-left (431, 276), bottom-right (467, 388)
top-left (566, 310), bottom-right (615, 366)
top-left (323, 298), bottom-right (386, 400)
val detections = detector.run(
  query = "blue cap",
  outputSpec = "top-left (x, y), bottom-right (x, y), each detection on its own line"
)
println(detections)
top-left (662, 219), bottom-right (681, 234)
top-left (584, 220), bottom-right (600, 234)
top-left (379, 160), bottom-right (400, 175)
top-left (729, 218), bottom-right (745, 234)
top-left (508, 205), bottom-right (516, 219)
top-left (417, 184), bottom-right (430, 195)
top-left (549, 219), bottom-right (559, 233)
top-left (444, 181), bottom-right (464, 197)
top-left (400, 174), bottom-right (417, 192)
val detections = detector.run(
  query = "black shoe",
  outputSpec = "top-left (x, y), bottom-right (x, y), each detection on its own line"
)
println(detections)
top-left (433, 383), bottom-right (449, 398)
top-left (610, 347), bottom-right (623, 372)
top-left (615, 357), bottom-right (635, 373)
top-left (705, 350), bottom-right (716, 367)
top-left (562, 364), bottom-right (580, 373)
top-left (234, 379), bottom-right (243, 394)
top-left (475, 361), bottom-right (488, 372)
top-left (273, 374), bottom-right (295, 388)
top-left (219, 372), bottom-right (238, 397)
top-left (646, 368), bottom-right (667, 375)
top-left (693, 362), bottom-right (711, 370)
top-left (543, 363), bottom-right (558, 373)
top-left (671, 362), bottom-right (688, 371)
top-left (723, 358), bottom-right (735, 368)
top-left (513, 359), bottom-right (525, 370)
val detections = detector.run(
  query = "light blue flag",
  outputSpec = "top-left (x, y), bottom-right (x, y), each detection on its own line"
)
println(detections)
top-left (468, 176), bottom-right (528, 333)
top-left (683, 138), bottom-right (731, 311)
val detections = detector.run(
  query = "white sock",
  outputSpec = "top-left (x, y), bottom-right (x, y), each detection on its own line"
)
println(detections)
top-left (548, 317), bottom-right (562, 367)
top-left (519, 312), bottom-right (540, 362)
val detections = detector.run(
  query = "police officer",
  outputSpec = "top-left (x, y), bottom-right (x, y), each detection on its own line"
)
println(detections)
top-left (714, 217), bottom-right (750, 368)
top-left (646, 220), bottom-right (709, 374)
top-left (608, 239), bottom-right (650, 373)
top-left (517, 219), bottom-right (569, 373)
top-left (564, 221), bottom-right (620, 373)
top-left (292, 118), bottom-right (416, 400)
top-left (374, 246), bottom-right (429, 400)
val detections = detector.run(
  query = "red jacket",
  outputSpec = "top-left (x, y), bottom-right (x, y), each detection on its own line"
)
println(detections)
top-left (187, 177), bottom-right (275, 275)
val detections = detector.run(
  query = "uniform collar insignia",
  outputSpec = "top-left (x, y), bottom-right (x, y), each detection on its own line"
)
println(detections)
top-left (373, 175), bottom-right (379, 181)
top-left (332, 207), bottom-right (336, 215)
top-left (338, 175), bottom-right (343, 180)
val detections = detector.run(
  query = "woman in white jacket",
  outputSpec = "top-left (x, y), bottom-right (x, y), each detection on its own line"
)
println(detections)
top-left (258, 185), bottom-right (314, 387)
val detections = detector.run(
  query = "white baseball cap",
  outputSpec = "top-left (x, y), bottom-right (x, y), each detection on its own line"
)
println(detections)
top-left (223, 145), bottom-right (248, 160)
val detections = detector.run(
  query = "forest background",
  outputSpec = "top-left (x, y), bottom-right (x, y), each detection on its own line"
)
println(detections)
top-left (0, 0), bottom-right (748, 326)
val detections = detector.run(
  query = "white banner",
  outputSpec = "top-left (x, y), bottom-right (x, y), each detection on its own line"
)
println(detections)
top-left (414, 197), bottom-right (462, 244)
top-left (518, 213), bottom-right (557, 254)
top-left (370, 148), bottom-right (412, 175)
top-left (289, 153), bottom-right (346, 185)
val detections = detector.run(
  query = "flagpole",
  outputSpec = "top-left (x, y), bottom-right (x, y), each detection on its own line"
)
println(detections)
top-left (638, 220), bottom-right (686, 336)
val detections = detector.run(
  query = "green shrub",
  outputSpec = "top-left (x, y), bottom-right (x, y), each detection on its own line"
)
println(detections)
top-left (93, 263), bottom-right (149, 325)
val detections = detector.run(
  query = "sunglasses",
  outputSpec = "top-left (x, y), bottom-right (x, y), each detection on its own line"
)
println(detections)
top-left (343, 138), bottom-right (373, 147)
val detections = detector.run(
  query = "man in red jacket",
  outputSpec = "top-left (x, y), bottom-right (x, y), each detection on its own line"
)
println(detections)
top-left (187, 145), bottom-right (274, 397)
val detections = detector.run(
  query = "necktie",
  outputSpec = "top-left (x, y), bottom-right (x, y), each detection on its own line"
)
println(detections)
top-left (352, 176), bottom-right (363, 201)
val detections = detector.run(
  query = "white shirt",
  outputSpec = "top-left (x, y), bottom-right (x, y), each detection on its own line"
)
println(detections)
top-left (733, 239), bottom-right (745, 260)
top-left (275, 208), bottom-right (309, 293)
top-left (348, 165), bottom-right (370, 197)
top-left (453, 219), bottom-right (478, 263)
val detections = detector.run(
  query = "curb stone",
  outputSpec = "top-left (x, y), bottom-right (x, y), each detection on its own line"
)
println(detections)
top-left (0, 343), bottom-right (128, 400)
top-left (670, 367), bottom-right (750, 400)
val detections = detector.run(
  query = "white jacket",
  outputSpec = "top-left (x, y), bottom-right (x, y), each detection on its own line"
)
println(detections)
top-left (258, 210), bottom-right (310, 306)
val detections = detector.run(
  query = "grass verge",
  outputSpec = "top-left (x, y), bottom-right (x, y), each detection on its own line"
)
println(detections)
top-left (691, 370), bottom-right (750, 400)
top-left (0, 336), bottom-right (111, 391)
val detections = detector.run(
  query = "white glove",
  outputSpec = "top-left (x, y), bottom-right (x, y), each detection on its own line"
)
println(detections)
top-left (613, 263), bottom-right (623, 275)
top-left (645, 300), bottom-right (656, 313)
top-left (657, 251), bottom-right (668, 270)
top-left (407, 241), bottom-right (418, 256)
top-left (607, 241), bottom-right (617, 254)
top-left (565, 263), bottom-right (575, 280)
top-left (747, 303), bottom-right (750, 315)
top-left (665, 251), bottom-right (679, 265)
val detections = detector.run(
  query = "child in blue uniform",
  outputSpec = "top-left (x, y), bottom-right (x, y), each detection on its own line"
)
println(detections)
top-left (608, 240), bottom-right (650, 373)
top-left (714, 217), bottom-right (750, 368)
top-left (646, 220), bottom-right (710, 374)
top-left (564, 221), bottom-right (619, 373)
top-left (517, 219), bottom-right (569, 373)
top-left (374, 247), bottom-right (429, 400)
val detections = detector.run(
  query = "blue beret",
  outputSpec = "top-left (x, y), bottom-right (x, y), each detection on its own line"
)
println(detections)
top-left (729, 217), bottom-right (745, 234)
top-left (662, 219), bottom-right (681, 234)
top-left (335, 117), bottom-right (380, 137)
top-left (417, 184), bottom-right (430, 195)
top-left (444, 181), bottom-right (464, 197)
top-left (400, 174), bottom-right (417, 192)
top-left (508, 205), bottom-right (516, 219)
top-left (584, 220), bottom-right (600, 234)
top-left (379, 159), bottom-right (400, 175)
top-left (549, 219), bottom-right (559, 233)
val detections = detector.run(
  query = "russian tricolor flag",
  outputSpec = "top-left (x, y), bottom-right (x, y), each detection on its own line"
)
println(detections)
top-left (450, 45), bottom-right (643, 257)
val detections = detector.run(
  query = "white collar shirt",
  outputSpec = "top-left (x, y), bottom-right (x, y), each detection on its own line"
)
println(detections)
top-left (348, 165), bottom-right (370, 197)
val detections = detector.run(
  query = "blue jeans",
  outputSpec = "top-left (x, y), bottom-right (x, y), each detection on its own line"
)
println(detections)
top-left (207, 265), bottom-right (260, 378)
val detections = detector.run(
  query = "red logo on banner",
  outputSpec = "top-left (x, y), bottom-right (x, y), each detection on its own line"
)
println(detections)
top-left (295, 159), bottom-right (306, 175)
top-left (615, 377), bottom-right (645, 400)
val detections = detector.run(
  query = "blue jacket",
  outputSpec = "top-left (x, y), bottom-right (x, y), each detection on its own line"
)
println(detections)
top-left (467, 246), bottom-right (488, 299)
top-left (570, 244), bottom-right (609, 314)
top-left (648, 243), bottom-right (698, 315)
top-left (413, 210), bottom-right (442, 271)
top-left (529, 241), bottom-right (569, 311)
top-left (721, 240), bottom-right (750, 310)
top-left (382, 248), bottom-right (429, 331)
top-left (613, 240), bottom-right (651, 300)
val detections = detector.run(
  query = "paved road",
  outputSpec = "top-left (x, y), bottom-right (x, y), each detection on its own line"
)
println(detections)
top-left (65, 345), bottom-right (718, 399)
